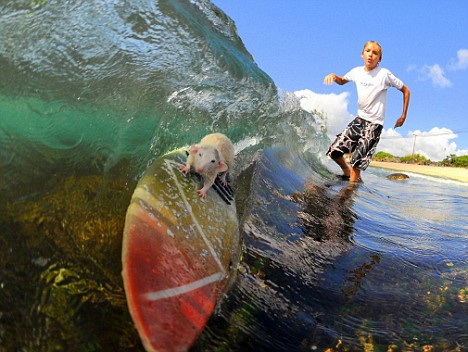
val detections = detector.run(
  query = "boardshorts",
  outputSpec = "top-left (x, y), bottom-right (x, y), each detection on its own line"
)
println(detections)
top-left (326, 116), bottom-right (383, 171)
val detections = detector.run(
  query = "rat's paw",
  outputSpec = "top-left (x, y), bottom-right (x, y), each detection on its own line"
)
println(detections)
top-left (196, 189), bottom-right (207, 198)
top-left (219, 174), bottom-right (228, 186)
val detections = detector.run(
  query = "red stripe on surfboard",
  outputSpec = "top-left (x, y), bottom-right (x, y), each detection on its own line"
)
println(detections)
top-left (123, 207), bottom-right (224, 351)
top-left (186, 286), bottom-right (216, 317)
top-left (180, 291), bottom-right (213, 332)
top-left (125, 207), bottom-right (221, 290)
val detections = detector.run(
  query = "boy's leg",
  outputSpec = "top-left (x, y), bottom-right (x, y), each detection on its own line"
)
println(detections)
top-left (327, 117), bottom-right (362, 178)
top-left (350, 166), bottom-right (361, 183)
top-left (349, 120), bottom-right (383, 181)
top-left (333, 155), bottom-right (350, 177)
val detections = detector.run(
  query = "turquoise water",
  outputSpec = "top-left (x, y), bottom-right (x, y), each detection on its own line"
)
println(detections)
top-left (1, 1), bottom-right (466, 351)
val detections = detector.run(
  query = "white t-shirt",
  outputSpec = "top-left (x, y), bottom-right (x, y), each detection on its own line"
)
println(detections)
top-left (343, 66), bottom-right (404, 125)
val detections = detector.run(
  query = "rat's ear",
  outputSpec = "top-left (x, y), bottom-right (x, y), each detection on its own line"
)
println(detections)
top-left (190, 145), bottom-right (199, 155)
top-left (217, 160), bottom-right (228, 173)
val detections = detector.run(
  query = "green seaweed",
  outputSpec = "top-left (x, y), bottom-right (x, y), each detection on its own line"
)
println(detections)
top-left (0, 169), bottom-right (143, 350)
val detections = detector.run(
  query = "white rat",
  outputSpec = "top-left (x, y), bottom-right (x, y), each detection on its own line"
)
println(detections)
top-left (180, 133), bottom-right (234, 198)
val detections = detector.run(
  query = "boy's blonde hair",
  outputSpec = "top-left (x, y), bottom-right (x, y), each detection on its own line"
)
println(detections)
top-left (363, 41), bottom-right (382, 60)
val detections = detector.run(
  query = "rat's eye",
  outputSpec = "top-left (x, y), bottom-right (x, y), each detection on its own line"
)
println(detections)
top-left (199, 153), bottom-right (202, 157)
top-left (211, 159), bottom-right (215, 163)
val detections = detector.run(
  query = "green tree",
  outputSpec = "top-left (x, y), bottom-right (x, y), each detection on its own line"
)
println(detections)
top-left (441, 154), bottom-right (468, 167)
top-left (374, 151), bottom-right (396, 161)
top-left (454, 155), bottom-right (468, 167)
top-left (400, 153), bottom-right (430, 165)
top-left (441, 154), bottom-right (457, 166)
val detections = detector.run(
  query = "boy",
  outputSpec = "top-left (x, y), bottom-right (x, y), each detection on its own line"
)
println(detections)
top-left (324, 41), bottom-right (410, 183)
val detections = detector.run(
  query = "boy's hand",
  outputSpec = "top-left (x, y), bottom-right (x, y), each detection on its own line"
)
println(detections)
top-left (324, 73), bottom-right (347, 85)
top-left (323, 73), bottom-right (336, 85)
top-left (394, 116), bottom-right (406, 128)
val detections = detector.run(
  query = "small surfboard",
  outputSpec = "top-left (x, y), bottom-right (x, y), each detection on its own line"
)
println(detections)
top-left (122, 149), bottom-right (241, 352)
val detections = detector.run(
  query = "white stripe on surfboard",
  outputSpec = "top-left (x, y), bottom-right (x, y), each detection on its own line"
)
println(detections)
top-left (143, 272), bottom-right (224, 301)
top-left (165, 158), bottom-right (226, 274)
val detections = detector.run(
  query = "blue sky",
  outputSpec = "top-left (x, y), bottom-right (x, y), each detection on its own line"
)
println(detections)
top-left (213, 0), bottom-right (468, 160)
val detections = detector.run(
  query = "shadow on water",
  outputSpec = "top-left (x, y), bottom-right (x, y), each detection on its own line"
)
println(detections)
top-left (293, 181), bottom-right (357, 243)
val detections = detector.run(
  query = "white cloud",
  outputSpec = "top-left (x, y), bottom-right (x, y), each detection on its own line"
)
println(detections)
top-left (378, 129), bottom-right (414, 157)
top-left (295, 89), bottom-right (465, 162)
top-left (448, 48), bottom-right (468, 71)
top-left (294, 89), bottom-right (353, 137)
top-left (378, 127), bottom-right (463, 161)
top-left (421, 64), bottom-right (452, 88)
top-left (406, 64), bottom-right (417, 73)
top-left (408, 48), bottom-right (468, 88)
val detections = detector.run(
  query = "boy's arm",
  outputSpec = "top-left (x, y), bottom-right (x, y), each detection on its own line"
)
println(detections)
top-left (394, 84), bottom-right (410, 128)
top-left (324, 73), bottom-right (348, 86)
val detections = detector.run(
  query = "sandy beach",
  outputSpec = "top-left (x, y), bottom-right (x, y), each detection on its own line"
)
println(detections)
top-left (370, 161), bottom-right (468, 183)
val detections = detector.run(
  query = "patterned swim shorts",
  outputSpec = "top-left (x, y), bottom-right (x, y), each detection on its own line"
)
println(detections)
top-left (326, 116), bottom-right (383, 170)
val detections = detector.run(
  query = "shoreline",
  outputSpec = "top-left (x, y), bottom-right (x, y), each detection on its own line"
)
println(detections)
top-left (369, 161), bottom-right (468, 183)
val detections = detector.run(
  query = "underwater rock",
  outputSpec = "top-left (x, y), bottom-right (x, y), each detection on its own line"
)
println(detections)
top-left (386, 173), bottom-right (409, 180)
